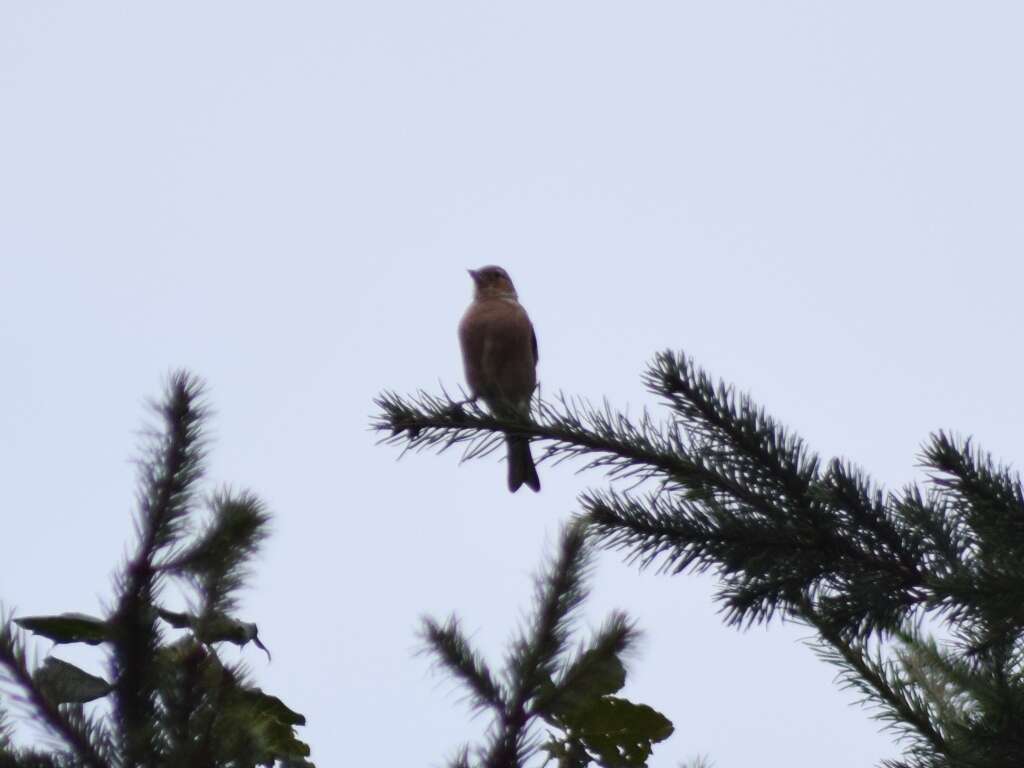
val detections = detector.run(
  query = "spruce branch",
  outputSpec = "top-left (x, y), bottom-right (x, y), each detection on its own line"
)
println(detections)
top-left (374, 390), bottom-right (700, 490)
top-left (375, 357), bottom-right (928, 641)
top-left (421, 523), bottom-right (672, 768)
top-left (893, 630), bottom-right (1024, 761)
top-left (0, 616), bottom-right (110, 768)
top-left (643, 350), bottom-right (821, 506)
top-left (923, 432), bottom-right (1024, 540)
top-left (163, 490), bottom-right (271, 619)
top-left (539, 610), bottom-right (638, 717)
top-left (803, 609), bottom-right (946, 761)
top-left (893, 633), bottom-right (975, 736)
top-left (421, 617), bottom-right (506, 713)
top-left (891, 487), bottom-right (965, 583)
top-left (919, 434), bottom-right (1024, 642)
top-left (132, 371), bottom-right (209, 560)
top-left (376, 348), bottom-right (1024, 767)
top-left (110, 372), bottom-right (207, 766)
top-left (488, 523), bottom-right (593, 768)
top-left (817, 459), bottom-right (925, 583)
top-left (2, 373), bottom-right (308, 768)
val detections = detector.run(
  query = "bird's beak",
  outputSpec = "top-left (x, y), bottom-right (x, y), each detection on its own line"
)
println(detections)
top-left (467, 268), bottom-right (479, 282)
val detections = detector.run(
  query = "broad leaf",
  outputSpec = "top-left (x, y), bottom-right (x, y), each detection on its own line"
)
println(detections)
top-left (33, 657), bottom-right (111, 704)
top-left (538, 652), bottom-right (627, 718)
top-left (15, 613), bottom-right (109, 645)
top-left (217, 686), bottom-right (311, 765)
top-left (554, 696), bottom-right (673, 768)
top-left (236, 687), bottom-right (307, 727)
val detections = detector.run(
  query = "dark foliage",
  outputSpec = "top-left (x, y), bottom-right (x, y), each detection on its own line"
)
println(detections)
top-left (375, 349), bottom-right (1024, 768)
top-left (421, 523), bottom-right (672, 768)
top-left (0, 373), bottom-right (310, 768)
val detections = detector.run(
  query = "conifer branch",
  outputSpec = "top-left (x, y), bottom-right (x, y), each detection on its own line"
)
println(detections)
top-left (374, 348), bottom-right (1024, 767)
top-left (643, 350), bottom-right (821, 505)
top-left (421, 524), bottom-right (671, 768)
top-left (133, 372), bottom-right (209, 563)
top-left (374, 390), bottom-right (703, 490)
top-left (487, 524), bottom-right (592, 768)
top-left (374, 365), bottom-right (929, 637)
top-left (421, 617), bottom-right (505, 713)
top-left (110, 372), bottom-right (207, 766)
top-left (165, 491), bottom-right (271, 619)
top-left (0, 618), bottom-right (110, 768)
top-left (2, 374), bottom-right (309, 768)
top-left (803, 609), bottom-right (946, 761)
top-left (546, 610), bottom-right (638, 706)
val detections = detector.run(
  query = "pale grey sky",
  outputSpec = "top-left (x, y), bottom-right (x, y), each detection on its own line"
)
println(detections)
top-left (2, 3), bottom-right (1023, 765)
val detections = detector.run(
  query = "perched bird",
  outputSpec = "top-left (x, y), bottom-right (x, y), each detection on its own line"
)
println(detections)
top-left (458, 266), bottom-right (541, 492)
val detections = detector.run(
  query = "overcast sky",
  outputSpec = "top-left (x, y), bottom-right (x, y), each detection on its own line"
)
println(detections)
top-left (3, 3), bottom-right (1024, 766)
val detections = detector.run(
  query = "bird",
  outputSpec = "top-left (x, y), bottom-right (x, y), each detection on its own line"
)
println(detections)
top-left (458, 265), bottom-right (541, 492)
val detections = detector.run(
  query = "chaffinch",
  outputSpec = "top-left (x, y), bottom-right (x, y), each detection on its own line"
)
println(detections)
top-left (458, 266), bottom-right (541, 492)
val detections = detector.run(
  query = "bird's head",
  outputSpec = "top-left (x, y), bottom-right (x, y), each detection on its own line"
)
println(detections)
top-left (468, 265), bottom-right (518, 300)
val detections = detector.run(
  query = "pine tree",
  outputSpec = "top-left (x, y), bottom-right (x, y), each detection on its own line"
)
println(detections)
top-left (375, 349), bottom-right (1024, 768)
top-left (0, 373), bottom-right (311, 768)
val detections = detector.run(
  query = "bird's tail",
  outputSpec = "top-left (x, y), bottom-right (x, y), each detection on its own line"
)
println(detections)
top-left (507, 435), bottom-right (540, 493)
